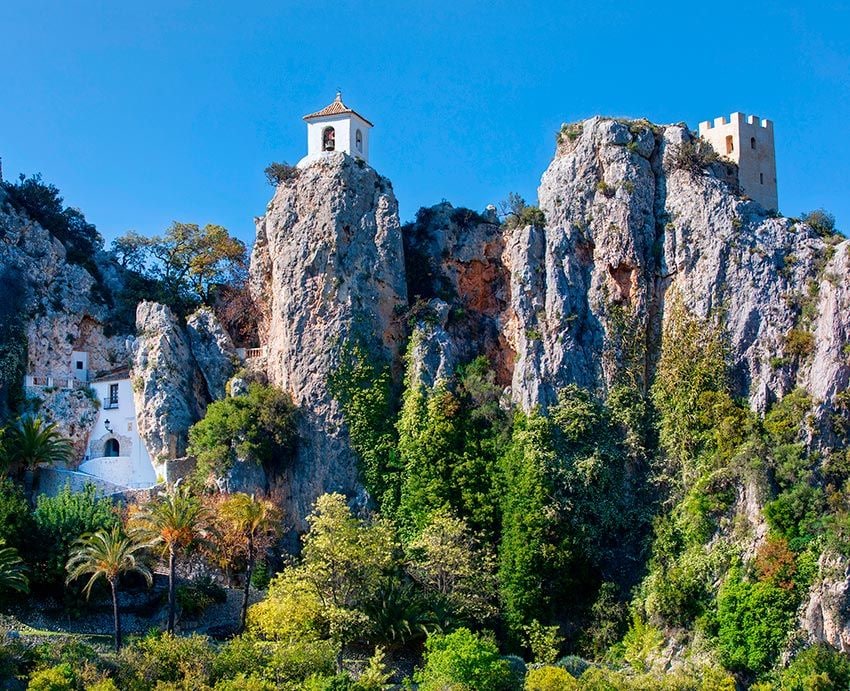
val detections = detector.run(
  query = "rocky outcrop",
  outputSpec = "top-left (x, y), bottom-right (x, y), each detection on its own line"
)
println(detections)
top-left (131, 302), bottom-right (208, 469)
top-left (800, 554), bottom-right (850, 652)
top-left (403, 202), bottom-right (510, 384)
top-left (186, 307), bottom-right (238, 400)
top-left (249, 153), bottom-right (407, 528)
top-left (504, 117), bottom-right (850, 418)
top-left (0, 203), bottom-right (126, 450)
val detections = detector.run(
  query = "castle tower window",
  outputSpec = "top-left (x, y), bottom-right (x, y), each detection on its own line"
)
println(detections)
top-left (760, 173), bottom-right (764, 184)
top-left (322, 127), bottom-right (335, 151)
top-left (104, 438), bottom-right (120, 457)
top-left (751, 137), bottom-right (756, 149)
top-left (355, 129), bottom-right (362, 152)
top-left (725, 135), bottom-right (734, 154)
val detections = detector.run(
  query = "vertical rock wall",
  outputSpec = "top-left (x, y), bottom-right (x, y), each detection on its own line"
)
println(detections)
top-left (249, 153), bottom-right (407, 528)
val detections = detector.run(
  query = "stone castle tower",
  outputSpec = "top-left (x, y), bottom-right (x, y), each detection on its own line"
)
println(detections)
top-left (699, 112), bottom-right (778, 212)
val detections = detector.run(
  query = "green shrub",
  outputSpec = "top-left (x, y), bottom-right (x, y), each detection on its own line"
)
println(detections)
top-left (116, 632), bottom-right (215, 688)
top-left (0, 478), bottom-right (34, 551)
top-left (212, 636), bottom-right (271, 683)
top-left (264, 162), bottom-right (300, 187)
top-left (188, 382), bottom-right (297, 484)
top-left (263, 640), bottom-right (338, 686)
top-left (250, 558), bottom-right (272, 590)
top-left (32, 483), bottom-right (119, 588)
top-left (783, 329), bottom-right (815, 359)
top-left (764, 485), bottom-right (825, 548)
top-left (176, 576), bottom-right (227, 618)
top-left (557, 123), bottom-right (583, 145)
top-left (415, 628), bottom-right (513, 691)
top-left (2, 174), bottom-right (103, 269)
top-left (670, 139), bottom-right (720, 174)
top-left (524, 665), bottom-right (579, 690)
top-left (777, 643), bottom-right (850, 689)
top-left (715, 567), bottom-right (797, 676)
top-left (27, 663), bottom-right (76, 691)
top-left (214, 673), bottom-right (276, 690)
top-left (801, 209), bottom-right (837, 237)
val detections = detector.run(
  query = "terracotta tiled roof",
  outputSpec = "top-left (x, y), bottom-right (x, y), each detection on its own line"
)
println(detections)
top-left (303, 92), bottom-right (373, 127)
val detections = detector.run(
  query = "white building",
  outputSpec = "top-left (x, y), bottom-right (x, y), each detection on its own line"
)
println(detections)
top-left (699, 112), bottom-right (778, 212)
top-left (297, 92), bottom-right (373, 168)
top-left (79, 367), bottom-right (157, 489)
top-left (25, 354), bottom-right (157, 490)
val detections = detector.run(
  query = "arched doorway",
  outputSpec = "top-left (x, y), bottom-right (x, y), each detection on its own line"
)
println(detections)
top-left (104, 438), bottom-right (120, 457)
top-left (322, 127), bottom-right (336, 151)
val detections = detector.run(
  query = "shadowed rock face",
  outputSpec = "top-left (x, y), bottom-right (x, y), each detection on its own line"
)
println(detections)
top-left (249, 153), bottom-right (407, 529)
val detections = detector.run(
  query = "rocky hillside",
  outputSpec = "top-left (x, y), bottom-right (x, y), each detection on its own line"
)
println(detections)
top-left (240, 120), bottom-right (850, 526)
top-left (0, 199), bottom-right (126, 454)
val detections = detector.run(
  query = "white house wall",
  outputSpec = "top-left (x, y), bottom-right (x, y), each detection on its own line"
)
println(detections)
top-left (81, 378), bottom-right (157, 488)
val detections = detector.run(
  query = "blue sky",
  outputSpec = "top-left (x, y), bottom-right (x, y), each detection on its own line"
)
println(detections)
top-left (1, 2), bottom-right (848, 247)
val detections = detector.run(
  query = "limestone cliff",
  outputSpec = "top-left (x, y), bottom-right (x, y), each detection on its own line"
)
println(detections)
top-left (131, 302), bottom-right (235, 473)
top-left (0, 202), bottom-right (126, 455)
top-left (249, 153), bottom-right (407, 529)
top-left (503, 117), bottom-right (848, 426)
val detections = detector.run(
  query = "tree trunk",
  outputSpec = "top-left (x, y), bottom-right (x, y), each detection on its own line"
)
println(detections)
top-left (111, 579), bottom-right (122, 651)
top-left (240, 535), bottom-right (254, 632)
top-left (167, 545), bottom-right (176, 634)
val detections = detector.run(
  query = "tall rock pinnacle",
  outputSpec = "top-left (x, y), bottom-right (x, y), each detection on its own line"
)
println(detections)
top-left (249, 153), bottom-right (407, 528)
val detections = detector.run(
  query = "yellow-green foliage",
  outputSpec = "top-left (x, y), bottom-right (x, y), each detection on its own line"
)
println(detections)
top-left (27, 664), bottom-right (76, 691)
top-left (247, 570), bottom-right (325, 642)
top-left (248, 493), bottom-right (397, 647)
top-left (524, 665), bottom-right (579, 690)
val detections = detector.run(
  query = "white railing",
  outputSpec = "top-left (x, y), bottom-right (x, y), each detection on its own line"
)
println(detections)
top-left (236, 346), bottom-right (268, 360)
top-left (25, 373), bottom-right (91, 391)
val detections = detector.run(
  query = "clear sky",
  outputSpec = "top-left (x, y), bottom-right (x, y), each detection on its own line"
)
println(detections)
top-left (1, 2), bottom-right (848, 248)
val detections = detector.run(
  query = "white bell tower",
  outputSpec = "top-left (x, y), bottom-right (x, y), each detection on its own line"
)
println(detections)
top-left (297, 92), bottom-right (373, 168)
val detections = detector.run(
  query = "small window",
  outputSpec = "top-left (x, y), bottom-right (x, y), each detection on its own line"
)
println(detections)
top-left (760, 173), bottom-right (764, 184)
top-left (322, 127), bottom-right (336, 151)
top-left (76, 361), bottom-right (83, 370)
top-left (751, 137), bottom-right (756, 149)
top-left (108, 383), bottom-right (119, 407)
top-left (355, 129), bottom-right (363, 152)
top-left (725, 135), bottom-right (734, 154)
top-left (104, 438), bottom-right (120, 457)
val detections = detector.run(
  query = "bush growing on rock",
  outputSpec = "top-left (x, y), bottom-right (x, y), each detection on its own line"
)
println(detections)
top-left (188, 382), bottom-right (297, 485)
top-left (670, 138), bottom-right (720, 174)
top-left (264, 162), bottom-right (301, 187)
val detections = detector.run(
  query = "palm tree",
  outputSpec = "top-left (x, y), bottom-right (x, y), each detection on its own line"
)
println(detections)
top-left (66, 526), bottom-right (152, 651)
top-left (130, 486), bottom-right (213, 633)
top-left (219, 493), bottom-right (281, 631)
top-left (4, 416), bottom-right (73, 489)
top-left (0, 540), bottom-right (29, 594)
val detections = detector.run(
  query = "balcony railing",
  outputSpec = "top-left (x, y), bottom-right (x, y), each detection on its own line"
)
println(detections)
top-left (236, 346), bottom-right (269, 360)
top-left (25, 373), bottom-right (91, 391)
top-left (103, 399), bottom-right (119, 409)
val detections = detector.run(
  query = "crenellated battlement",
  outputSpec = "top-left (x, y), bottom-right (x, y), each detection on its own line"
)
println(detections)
top-left (698, 112), bottom-right (773, 133)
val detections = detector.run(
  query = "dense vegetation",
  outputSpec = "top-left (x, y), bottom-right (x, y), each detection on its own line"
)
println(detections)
top-left (1, 173), bottom-right (849, 686)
